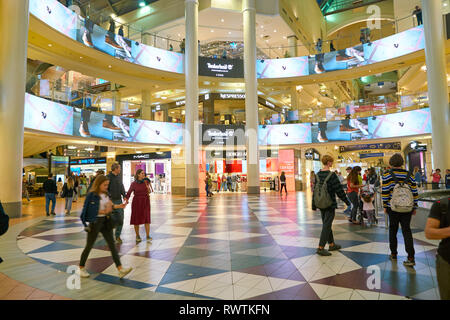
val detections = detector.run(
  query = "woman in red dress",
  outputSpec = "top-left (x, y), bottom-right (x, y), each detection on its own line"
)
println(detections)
top-left (125, 169), bottom-right (153, 243)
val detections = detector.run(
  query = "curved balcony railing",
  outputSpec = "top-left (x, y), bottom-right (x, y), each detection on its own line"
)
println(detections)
top-left (30, 0), bottom-right (427, 80)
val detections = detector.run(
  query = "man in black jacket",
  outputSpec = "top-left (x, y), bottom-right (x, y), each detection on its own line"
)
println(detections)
top-left (312, 155), bottom-right (351, 256)
top-left (425, 197), bottom-right (450, 300)
top-left (43, 173), bottom-right (57, 216)
top-left (107, 163), bottom-right (127, 244)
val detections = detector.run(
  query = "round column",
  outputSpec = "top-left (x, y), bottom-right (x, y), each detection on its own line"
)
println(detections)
top-left (185, 0), bottom-right (199, 197)
top-left (141, 90), bottom-right (152, 120)
top-left (243, 0), bottom-right (260, 195)
top-left (287, 35), bottom-right (298, 57)
top-left (0, 0), bottom-right (30, 217)
top-left (421, 0), bottom-right (450, 170)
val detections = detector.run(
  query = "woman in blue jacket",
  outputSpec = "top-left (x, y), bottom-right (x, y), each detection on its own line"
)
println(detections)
top-left (78, 175), bottom-right (132, 279)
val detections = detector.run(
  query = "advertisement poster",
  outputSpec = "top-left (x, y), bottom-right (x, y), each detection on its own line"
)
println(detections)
top-left (278, 149), bottom-right (295, 192)
top-left (259, 123), bottom-right (311, 145)
top-left (24, 93), bottom-right (73, 135)
top-left (201, 125), bottom-right (246, 146)
top-left (257, 56), bottom-right (309, 79)
top-left (311, 118), bottom-right (372, 143)
top-left (369, 107), bottom-right (431, 139)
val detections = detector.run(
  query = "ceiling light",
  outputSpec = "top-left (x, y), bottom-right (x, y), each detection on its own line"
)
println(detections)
top-left (85, 147), bottom-right (95, 151)
top-left (48, 44), bottom-right (52, 47)
top-left (211, 29), bottom-right (214, 32)
top-left (108, 65), bottom-right (112, 68)
top-left (296, 85), bottom-right (303, 91)
top-left (228, 31), bottom-right (232, 35)
top-left (110, 14), bottom-right (116, 18)
top-left (260, 25), bottom-right (264, 29)
top-left (421, 65), bottom-right (427, 71)
top-left (273, 29), bottom-right (277, 32)
top-left (67, 146), bottom-right (77, 150)
top-left (221, 18), bottom-right (224, 22)
top-left (139, 1), bottom-right (146, 7)
top-left (136, 151), bottom-right (142, 154)
top-left (161, 96), bottom-right (167, 100)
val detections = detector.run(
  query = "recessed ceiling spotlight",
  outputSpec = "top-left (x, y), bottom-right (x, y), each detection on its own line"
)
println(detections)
top-left (139, 1), bottom-right (146, 7)
top-left (48, 44), bottom-right (52, 47)
top-left (221, 18), bottom-right (224, 22)
top-left (161, 96), bottom-right (167, 100)
top-left (273, 29), bottom-right (277, 32)
top-left (260, 25), bottom-right (264, 29)
top-left (283, 36), bottom-right (287, 39)
top-left (421, 65), bottom-right (427, 71)
top-left (211, 29), bottom-right (214, 32)
top-left (228, 31), bottom-right (232, 35)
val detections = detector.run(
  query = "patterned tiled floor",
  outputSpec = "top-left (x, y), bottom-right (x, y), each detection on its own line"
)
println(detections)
top-left (12, 192), bottom-right (441, 300)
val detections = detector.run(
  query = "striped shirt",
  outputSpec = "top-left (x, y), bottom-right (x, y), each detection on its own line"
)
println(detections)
top-left (382, 169), bottom-right (418, 209)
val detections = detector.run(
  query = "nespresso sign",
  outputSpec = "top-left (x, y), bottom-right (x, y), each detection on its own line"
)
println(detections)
top-left (199, 57), bottom-right (244, 78)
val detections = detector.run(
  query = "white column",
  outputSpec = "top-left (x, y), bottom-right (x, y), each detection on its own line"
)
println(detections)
top-left (0, 0), bottom-right (29, 217)
top-left (287, 35), bottom-right (298, 57)
top-left (185, 0), bottom-right (199, 197)
top-left (421, 0), bottom-right (450, 171)
top-left (111, 83), bottom-right (121, 116)
top-left (243, 0), bottom-right (260, 195)
top-left (141, 90), bottom-right (152, 120)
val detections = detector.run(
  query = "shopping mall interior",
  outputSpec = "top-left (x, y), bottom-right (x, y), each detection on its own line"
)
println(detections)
top-left (0, 0), bottom-right (449, 305)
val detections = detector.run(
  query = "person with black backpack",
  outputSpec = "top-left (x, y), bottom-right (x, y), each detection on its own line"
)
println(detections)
top-left (382, 153), bottom-right (418, 267)
top-left (312, 155), bottom-right (351, 256)
top-left (425, 196), bottom-right (450, 300)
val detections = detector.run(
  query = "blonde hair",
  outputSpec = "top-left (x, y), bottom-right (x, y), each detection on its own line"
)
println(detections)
top-left (322, 155), bottom-right (334, 166)
top-left (67, 176), bottom-right (74, 189)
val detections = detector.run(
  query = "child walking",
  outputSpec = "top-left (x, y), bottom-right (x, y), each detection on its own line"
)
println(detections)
top-left (361, 194), bottom-right (376, 227)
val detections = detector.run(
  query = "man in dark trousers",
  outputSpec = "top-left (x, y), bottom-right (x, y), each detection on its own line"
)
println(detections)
top-left (413, 6), bottom-right (422, 26)
top-left (43, 173), bottom-right (58, 216)
top-left (107, 163), bottom-right (127, 244)
top-left (425, 196), bottom-right (450, 299)
top-left (0, 201), bottom-right (10, 264)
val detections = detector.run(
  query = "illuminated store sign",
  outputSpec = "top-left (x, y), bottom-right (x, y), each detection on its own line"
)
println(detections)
top-left (176, 100), bottom-right (185, 106)
top-left (201, 125), bottom-right (245, 146)
top-left (199, 57), bottom-right (244, 78)
top-left (69, 157), bottom-right (106, 165)
top-left (219, 93), bottom-right (246, 99)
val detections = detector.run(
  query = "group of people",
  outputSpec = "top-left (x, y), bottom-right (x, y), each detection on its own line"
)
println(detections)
top-left (77, 163), bottom-right (153, 279)
top-left (311, 153), bottom-right (450, 299)
top-left (205, 173), bottom-right (246, 196)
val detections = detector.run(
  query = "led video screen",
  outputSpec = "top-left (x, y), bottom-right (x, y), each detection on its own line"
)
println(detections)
top-left (24, 94), bottom-right (73, 135)
top-left (369, 107), bottom-right (431, 139)
top-left (257, 56), bottom-right (309, 79)
top-left (24, 94), bottom-right (183, 145)
top-left (259, 123), bottom-right (311, 145)
top-left (30, 0), bottom-right (184, 74)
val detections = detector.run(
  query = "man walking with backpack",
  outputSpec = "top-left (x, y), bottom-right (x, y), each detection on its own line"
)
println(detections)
top-left (382, 153), bottom-right (418, 267)
top-left (312, 155), bottom-right (351, 256)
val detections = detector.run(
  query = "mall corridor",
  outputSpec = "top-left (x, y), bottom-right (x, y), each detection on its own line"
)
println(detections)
top-left (0, 193), bottom-right (440, 300)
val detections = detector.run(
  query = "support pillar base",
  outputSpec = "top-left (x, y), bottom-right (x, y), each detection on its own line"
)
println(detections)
top-left (186, 188), bottom-right (199, 197)
top-left (247, 186), bottom-right (260, 195)
top-left (2, 202), bottom-right (22, 218)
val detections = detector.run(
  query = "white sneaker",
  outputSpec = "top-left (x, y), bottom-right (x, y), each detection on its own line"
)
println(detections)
top-left (118, 267), bottom-right (132, 279)
top-left (77, 267), bottom-right (90, 278)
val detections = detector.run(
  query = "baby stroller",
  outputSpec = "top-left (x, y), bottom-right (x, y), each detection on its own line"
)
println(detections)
top-left (357, 183), bottom-right (378, 226)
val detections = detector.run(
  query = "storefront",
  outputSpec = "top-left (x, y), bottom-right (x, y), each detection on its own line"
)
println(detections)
top-left (116, 152), bottom-right (172, 194)
top-left (404, 141), bottom-right (428, 175)
top-left (69, 157), bottom-right (107, 177)
top-left (304, 148), bottom-right (322, 189)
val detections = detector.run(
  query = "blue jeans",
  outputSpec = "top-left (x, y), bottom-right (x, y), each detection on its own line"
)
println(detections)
top-left (65, 197), bottom-right (73, 213)
top-left (112, 199), bottom-right (124, 239)
top-left (45, 193), bottom-right (56, 215)
top-left (221, 181), bottom-right (227, 191)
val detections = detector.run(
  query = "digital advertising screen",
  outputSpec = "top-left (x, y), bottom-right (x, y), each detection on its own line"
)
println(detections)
top-left (256, 56), bottom-right (309, 79)
top-left (364, 25), bottom-right (424, 64)
top-left (198, 57), bottom-right (244, 78)
top-left (73, 108), bottom-right (131, 141)
top-left (129, 119), bottom-right (184, 145)
top-left (259, 123), bottom-right (311, 145)
top-left (24, 93), bottom-right (73, 135)
top-left (29, 0), bottom-right (184, 74)
top-left (311, 118), bottom-right (372, 143)
top-left (201, 125), bottom-right (246, 146)
top-left (308, 44), bottom-right (366, 75)
top-left (369, 107), bottom-right (431, 139)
